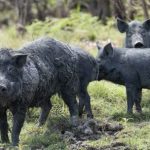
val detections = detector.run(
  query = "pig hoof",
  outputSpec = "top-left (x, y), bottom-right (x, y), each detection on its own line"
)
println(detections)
top-left (127, 111), bottom-right (133, 115)
top-left (136, 108), bottom-right (142, 114)
top-left (136, 110), bottom-right (143, 114)
top-left (37, 123), bottom-right (42, 127)
top-left (70, 116), bottom-right (78, 127)
top-left (12, 142), bottom-right (18, 146)
top-left (87, 114), bottom-right (94, 119)
top-left (79, 112), bottom-right (82, 118)
top-left (37, 121), bottom-right (45, 127)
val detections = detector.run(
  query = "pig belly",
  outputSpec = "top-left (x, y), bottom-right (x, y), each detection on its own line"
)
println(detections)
top-left (141, 77), bottom-right (150, 89)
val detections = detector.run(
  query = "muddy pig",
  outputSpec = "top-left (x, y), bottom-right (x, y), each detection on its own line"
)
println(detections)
top-left (97, 43), bottom-right (150, 114)
top-left (117, 18), bottom-right (150, 48)
top-left (0, 37), bottom-right (98, 146)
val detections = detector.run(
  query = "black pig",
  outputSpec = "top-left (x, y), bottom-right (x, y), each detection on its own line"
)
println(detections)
top-left (97, 43), bottom-right (150, 114)
top-left (117, 18), bottom-right (150, 48)
top-left (0, 37), bottom-right (98, 146)
top-left (71, 46), bottom-right (98, 118)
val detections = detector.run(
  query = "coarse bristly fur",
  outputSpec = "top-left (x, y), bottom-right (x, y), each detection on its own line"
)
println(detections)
top-left (117, 18), bottom-right (150, 48)
top-left (116, 18), bottom-right (150, 113)
top-left (97, 43), bottom-right (150, 115)
top-left (0, 37), bottom-right (98, 146)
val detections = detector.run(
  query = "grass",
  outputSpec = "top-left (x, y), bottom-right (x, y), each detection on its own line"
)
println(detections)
top-left (0, 11), bottom-right (150, 149)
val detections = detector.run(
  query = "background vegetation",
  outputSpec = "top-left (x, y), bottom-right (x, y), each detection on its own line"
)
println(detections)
top-left (0, 0), bottom-right (150, 149)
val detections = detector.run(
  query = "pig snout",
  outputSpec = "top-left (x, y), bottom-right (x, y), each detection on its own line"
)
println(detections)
top-left (134, 41), bottom-right (144, 48)
top-left (132, 34), bottom-right (144, 48)
top-left (0, 82), bottom-right (10, 106)
top-left (0, 84), bottom-right (7, 94)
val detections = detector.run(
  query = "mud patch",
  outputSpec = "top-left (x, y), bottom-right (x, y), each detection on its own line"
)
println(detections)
top-left (61, 119), bottom-right (131, 150)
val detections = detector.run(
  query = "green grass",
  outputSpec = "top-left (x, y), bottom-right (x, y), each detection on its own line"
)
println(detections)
top-left (0, 11), bottom-right (124, 51)
top-left (0, 11), bottom-right (150, 150)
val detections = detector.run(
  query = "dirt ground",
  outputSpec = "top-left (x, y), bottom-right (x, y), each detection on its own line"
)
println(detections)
top-left (61, 119), bottom-right (131, 150)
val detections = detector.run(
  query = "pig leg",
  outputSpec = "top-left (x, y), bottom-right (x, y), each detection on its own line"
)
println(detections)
top-left (78, 81), bottom-right (93, 118)
top-left (126, 85), bottom-right (142, 113)
top-left (10, 105), bottom-right (26, 146)
top-left (126, 85), bottom-right (135, 113)
top-left (0, 108), bottom-right (9, 143)
top-left (38, 100), bottom-right (52, 126)
top-left (134, 88), bottom-right (142, 113)
top-left (79, 89), bottom-right (93, 118)
top-left (78, 97), bottom-right (85, 118)
top-left (61, 90), bottom-right (78, 126)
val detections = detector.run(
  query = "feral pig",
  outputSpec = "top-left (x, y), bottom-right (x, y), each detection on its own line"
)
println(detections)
top-left (117, 18), bottom-right (150, 48)
top-left (0, 37), bottom-right (98, 146)
top-left (97, 43), bottom-right (150, 113)
top-left (70, 45), bottom-right (99, 118)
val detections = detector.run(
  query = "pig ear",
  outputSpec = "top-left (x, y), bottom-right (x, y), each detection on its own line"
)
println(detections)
top-left (96, 42), bottom-right (102, 51)
top-left (117, 17), bottom-right (128, 33)
top-left (12, 54), bottom-right (27, 68)
top-left (103, 43), bottom-right (113, 57)
top-left (143, 19), bottom-right (150, 31)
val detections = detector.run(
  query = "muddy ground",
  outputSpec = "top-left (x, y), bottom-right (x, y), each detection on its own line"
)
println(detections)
top-left (61, 119), bottom-right (132, 150)
top-left (0, 118), bottom-right (133, 150)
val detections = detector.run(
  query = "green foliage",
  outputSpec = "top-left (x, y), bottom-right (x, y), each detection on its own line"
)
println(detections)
top-left (47, 0), bottom-right (57, 7)
top-left (27, 11), bottom-right (98, 42)
top-left (26, 11), bottom-right (123, 46)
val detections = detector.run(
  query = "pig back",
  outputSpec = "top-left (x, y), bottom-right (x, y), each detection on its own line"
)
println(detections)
top-left (19, 37), bottom-right (79, 101)
top-left (71, 46), bottom-right (99, 82)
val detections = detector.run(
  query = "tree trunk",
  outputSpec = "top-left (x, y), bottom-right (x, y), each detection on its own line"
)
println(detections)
top-left (112, 0), bottom-right (126, 20)
top-left (15, 0), bottom-right (32, 25)
top-left (15, 0), bottom-right (32, 35)
top-left (89, 0), bottom-right (111, 24)
top-left (34, 0), bottom-right (49, 21)
top-left (128, 0), bottom-right (136, 20)
top-left (141, 0), bottom-right (149, 19)
top-left (54, 0), bottom-right (69, 18)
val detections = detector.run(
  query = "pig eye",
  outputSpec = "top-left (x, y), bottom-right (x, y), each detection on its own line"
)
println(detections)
top-left (7, 66), bottom-right (16, 73)
top-left (127, 32), bottom-right (132, 37)
top-left (141, 30), bottom-right (146, 35)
